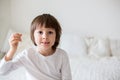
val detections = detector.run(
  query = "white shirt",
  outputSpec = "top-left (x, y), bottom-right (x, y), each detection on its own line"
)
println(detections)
top-left (0, 47), bottom-right (72, 80)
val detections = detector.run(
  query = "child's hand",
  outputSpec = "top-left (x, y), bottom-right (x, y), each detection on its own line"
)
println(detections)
top-left (4, 33), bottom-right (22, 61)
top-left (9, 33), bottom-right (22, 51)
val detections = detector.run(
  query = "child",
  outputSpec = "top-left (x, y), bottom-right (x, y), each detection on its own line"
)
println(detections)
top-left (0, 14), bottom-right (72, 80)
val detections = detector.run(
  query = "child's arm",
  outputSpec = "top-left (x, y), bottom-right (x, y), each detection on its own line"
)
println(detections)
top-left (5, 33), bottom-right (22, 61)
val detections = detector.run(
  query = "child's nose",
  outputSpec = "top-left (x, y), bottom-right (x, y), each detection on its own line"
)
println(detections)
top-left (42, 33), bottom-right (48, 39)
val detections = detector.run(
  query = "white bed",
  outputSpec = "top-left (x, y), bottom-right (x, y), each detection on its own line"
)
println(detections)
top-left (0, 29), bottom-right (120, 80)
top-left (61, 34), bottom-right (120, 80)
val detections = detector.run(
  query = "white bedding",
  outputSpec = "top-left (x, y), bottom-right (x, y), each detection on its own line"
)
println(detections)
top-left (71, 56), bottom-right (120, 80)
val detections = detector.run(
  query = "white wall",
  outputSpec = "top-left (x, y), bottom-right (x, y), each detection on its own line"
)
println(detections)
top-left (10, 0), bottom-right (120, 38)
top-left (0, 0), bottom-right (10, 49)
top-left (0, 0), bottom-right (120, 49)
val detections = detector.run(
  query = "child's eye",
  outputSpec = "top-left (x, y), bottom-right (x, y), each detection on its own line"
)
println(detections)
top-left (38, 31), bottom-right (43, 34)
top-left (48, 31), bottom-right (53, 34)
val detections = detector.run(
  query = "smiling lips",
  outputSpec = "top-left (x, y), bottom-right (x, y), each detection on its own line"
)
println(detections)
top-left (41, 42), bottom-right (50, 45)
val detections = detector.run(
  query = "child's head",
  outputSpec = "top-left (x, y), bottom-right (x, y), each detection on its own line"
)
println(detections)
top-left (30, 14), bottom-right (62, 50)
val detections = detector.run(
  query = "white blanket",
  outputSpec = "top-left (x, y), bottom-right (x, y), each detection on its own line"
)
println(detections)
top-left (71, 56), bottom-right (120, 80)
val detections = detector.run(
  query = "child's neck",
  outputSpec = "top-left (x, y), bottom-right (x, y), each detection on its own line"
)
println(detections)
top-left (37, 48), bottom-right (55, 56)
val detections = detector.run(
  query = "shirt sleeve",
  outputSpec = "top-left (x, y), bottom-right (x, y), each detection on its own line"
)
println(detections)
top-left (61, 51), bottom-right (72, 80)
top-left (0, 50), bottom-right (27, 75)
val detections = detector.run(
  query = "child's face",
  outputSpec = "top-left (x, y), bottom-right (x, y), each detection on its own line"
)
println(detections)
top-left (34, 26), bottom-right (56, 50)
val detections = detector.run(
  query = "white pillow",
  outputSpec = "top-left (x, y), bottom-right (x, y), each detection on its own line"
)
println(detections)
top-left (1, 29), bottom-right (13, 52)
top-left (110, 39), bottom-right (120, 56)
top-left (60, 34), bottom-right (87, 57)
top-left (88, 37), bottom-right (111, 58)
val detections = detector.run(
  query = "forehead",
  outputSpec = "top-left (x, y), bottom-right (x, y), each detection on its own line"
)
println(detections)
top-left (35, 25), bottom-right (55, 31)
